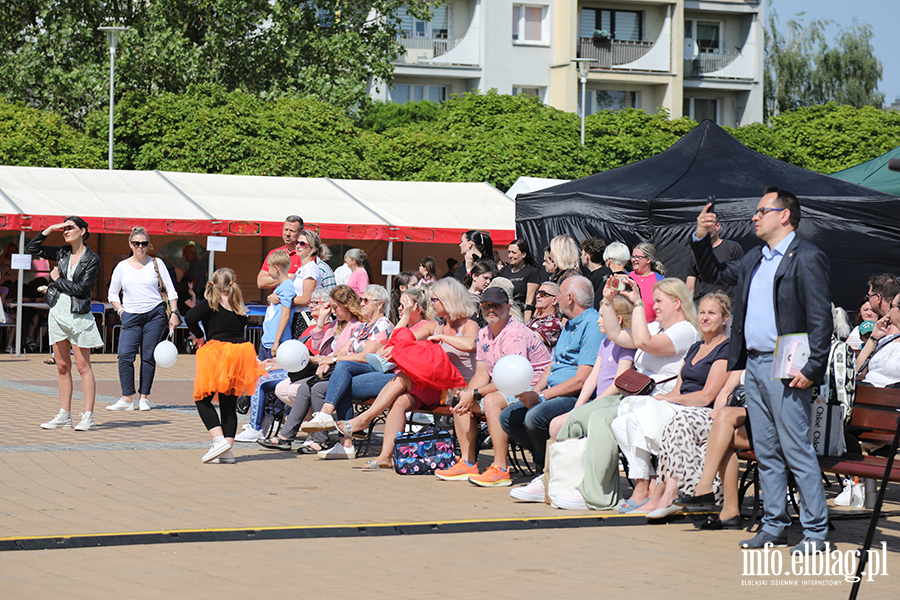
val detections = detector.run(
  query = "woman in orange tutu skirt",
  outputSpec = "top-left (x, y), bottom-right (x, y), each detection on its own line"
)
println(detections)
top-left (185, 268), bottom-right (266, 464)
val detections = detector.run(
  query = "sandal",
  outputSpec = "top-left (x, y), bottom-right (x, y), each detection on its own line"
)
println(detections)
top-left (44, 357), bottom-right (56, 365)
top-left (297, 440), bottom-right (323, 455)
top-left (257, 436), bottom-right (292, 451)
top-left (335, 420), bottom-right (368, 440)
top-left (361, 460), bottom-right (391, 472)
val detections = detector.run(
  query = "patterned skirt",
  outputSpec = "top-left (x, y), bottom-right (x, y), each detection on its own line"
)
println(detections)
top-left (48, 294), bottom-right (103, 348)
top-left (657, 406), bottom-right (722, 501)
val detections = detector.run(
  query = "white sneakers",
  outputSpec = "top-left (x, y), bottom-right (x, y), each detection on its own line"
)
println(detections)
top-left (106, 398), bottom-right (134, 411)
top-left (835, 478), bottom-right (865, 507)
top-left (41, 409), bottom-right (94, 430)
top-left (234, 427), bottom-right (263, 443)
top-left (211, 449), bottom-right (236, 464)
top-left (138, 399), bottom-right (151, 411)
top-left (73, 412), bottom-right (95, 431)
top-left (317, 443), bottom-right (355, 460)
top-left (41, 409), bottom-right (72, 429)
top-left (510, 476), bottom-right (546, 503)
top-left (552, 489), bottom-right (589, 510)
top-left (202, 438), bottom-right (232, 463)
top-left (302, 412), bottom-right (336, 433)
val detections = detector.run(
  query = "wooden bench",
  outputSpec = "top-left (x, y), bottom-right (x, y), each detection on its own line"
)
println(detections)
top-left (738, 386), bottom-right (900, 531)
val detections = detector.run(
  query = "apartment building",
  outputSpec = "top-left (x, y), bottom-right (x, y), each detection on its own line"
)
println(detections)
top-left (370, 0), bottom-right (765, 127)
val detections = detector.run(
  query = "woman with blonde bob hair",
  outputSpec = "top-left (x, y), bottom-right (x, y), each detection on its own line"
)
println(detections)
top-left (549, 235), bottom-right (581, 284)
top-left (604, 276), bottom-right (702, 513)
top-left (186, 268), bottom-right (266, 463)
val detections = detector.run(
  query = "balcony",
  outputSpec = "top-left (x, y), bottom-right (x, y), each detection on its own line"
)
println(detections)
top-left (684, 50), bottom-right (741, 76)
top-left (578, 38), bottom-right (655, 69)
top-left (395, 35), bottom-right (463, 65)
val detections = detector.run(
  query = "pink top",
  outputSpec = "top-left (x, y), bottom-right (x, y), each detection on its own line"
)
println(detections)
top-left (347, 268), bottom-right (370, 296)
top-left (309, 318), bottom-right (361, 356)
top-left (476, 318), bottom-right (552, 388)
top-left (628, 271), bottom-right (663, 323)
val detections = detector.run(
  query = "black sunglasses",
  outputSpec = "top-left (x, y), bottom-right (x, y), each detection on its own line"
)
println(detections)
top-left (131, 240), bottom-right (149, 248)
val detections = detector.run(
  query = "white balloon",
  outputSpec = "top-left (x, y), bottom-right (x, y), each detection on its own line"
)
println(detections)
top-left (153, 340), bottom-right (179, 369)
top-left (276, 339), bottom-right (310, 372)
top-left (492, 354), bottom-right (534, 396)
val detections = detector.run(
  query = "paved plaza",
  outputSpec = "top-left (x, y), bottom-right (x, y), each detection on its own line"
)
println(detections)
top-left (1, 353), bottom-right (899, 599)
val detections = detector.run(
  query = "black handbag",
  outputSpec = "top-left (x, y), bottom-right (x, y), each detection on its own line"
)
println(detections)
top-left (392, 424), bottom-right (455, 475)
top-left (727, 385), bottom-right (746, 407)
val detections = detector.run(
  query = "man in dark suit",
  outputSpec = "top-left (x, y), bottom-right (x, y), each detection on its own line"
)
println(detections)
top-left (689, 187), bottom-right (832, 554)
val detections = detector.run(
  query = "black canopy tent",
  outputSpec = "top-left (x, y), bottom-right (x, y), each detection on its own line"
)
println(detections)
top-left (516, 120), bottom-right (900, 310)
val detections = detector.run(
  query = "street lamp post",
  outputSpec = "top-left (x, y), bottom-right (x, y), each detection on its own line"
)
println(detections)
top-left (98, 26), bottom-right (128, 170)
top-left (571, 59), bottom-right (594, 146)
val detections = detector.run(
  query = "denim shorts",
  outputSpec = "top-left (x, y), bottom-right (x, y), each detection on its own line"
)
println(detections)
top-left (479, 387), bottom-right (531, 412)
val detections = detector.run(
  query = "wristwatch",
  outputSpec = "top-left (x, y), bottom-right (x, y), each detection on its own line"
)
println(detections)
top-left (538, 392), bottom-right (547, 403)
top-left (473, 389), bottom-right (483, 403)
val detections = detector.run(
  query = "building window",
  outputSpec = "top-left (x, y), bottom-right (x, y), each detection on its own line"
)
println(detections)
top-left (684, 97), bottom-right (718, 123)
top-left (685, 19), bottom-right (720, 52)
top-left (398, 4), bottom-right (450, 38)
top-left (580, 8), bottom-right (642, 42)
top-left (513, 4), bottom-right (547, 43)
top-left (391, 84), bottom-right (448, 104)
top-left (579, 90), bottom-right (639, 116)
top-left (513, 86), bottom-right (544, 99)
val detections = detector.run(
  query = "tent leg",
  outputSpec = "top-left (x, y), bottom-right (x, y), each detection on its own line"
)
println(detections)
top-left (16, 230), bottom-right (25, 357)
top-left (208, 249), bottom-right (215, 282)
top-left (386, 241), bottom-right (393, 313)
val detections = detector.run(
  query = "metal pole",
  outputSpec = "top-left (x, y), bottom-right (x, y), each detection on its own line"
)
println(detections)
top-left (15, 231), bottom-right (25, 357)
top-left (208, 250), bottom-right (215, 282)
top-left (385, 241), bottom-right (393, 318)
top-left (580, 74), bottom-right (587, 146)
top-left (108, 46), bottom-right (116, 170)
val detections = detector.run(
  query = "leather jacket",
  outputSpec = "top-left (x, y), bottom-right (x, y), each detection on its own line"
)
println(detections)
top-left (27, 232), bottom-right (100, 314)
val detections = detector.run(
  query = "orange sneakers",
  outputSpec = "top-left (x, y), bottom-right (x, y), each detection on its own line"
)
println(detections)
top-left (435, 459), bottom-right (479, 481)
top-left (468, 463), bottom-right (511, 487)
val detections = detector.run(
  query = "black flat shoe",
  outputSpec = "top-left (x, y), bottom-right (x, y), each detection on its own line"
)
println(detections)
top-left (675, 492), bottom-right (716, 508)
top-left (695, 515), bottom-right (744, 530)
top-left (257, 436), bottom-right (291, 451)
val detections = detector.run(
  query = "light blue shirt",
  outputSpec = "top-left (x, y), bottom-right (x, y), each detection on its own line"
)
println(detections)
top-left (546, 308), bottom-right (602, 388)
top-left (261, 279), bottom-right (296, 349)
top-left (744, 231), bottom-right (795, 353)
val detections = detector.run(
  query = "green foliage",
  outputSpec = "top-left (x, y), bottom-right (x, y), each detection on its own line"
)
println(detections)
top-left (84, 84), bottom-right (369, 177)
top-left (764, 10), bottom-right (884, 119)
top-left (583, 108), bottom-right (697, 172)
top-left (0, 0), bottom-right (437, 126)
top-left (0, 99), bottom-right (104, 168)
top-left (357, 100), bottom-right (442, 132)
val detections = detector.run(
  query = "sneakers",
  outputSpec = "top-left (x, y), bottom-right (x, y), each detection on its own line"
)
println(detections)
top-left (202, 439), bottom-right (232, 463)
top-left (834, 479), bottom-right (853, 506)
top-left (468, 464), bottom-right (512, 487)
top-left (211, 449), bottom-right (236, 464)
top-left (106, 398), bottom-right (135, 411)
top-left (317, 443), bottom-right (355, 460)
top-left (434, 459), bottom-right (480, 481)
top-left (41, 409), bottom-right (72, 429)
top-left (138, 398), bottom-right (152, 411)
top-left (850, 481), bottom-right (865, 508)
top-left (301, 412), bottom-right (336, 433)
top-left (510, 476), bottom-right (546, 502)
top-left (739, 531), bottom-right (788, 549)
top-left (73, 412), bottom-right (95, 431)
top-left (551, 489), bottom-right (589, 510)
top-left (234, 427), bottom-right (263, 443)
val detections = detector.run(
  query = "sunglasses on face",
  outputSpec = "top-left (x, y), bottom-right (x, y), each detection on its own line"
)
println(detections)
top-left (752, 207), bottom-right (787, 218)
top-left (631, 255), bottom-right (648, 261)
top-left (131, 240), bottom-right (149, 248)
top-left (360, 298), bottom-right (373, 305)
top-left (296, 240), bottom-right (309, 248)
top-left (536, 290), bottom-right (556, 298)
top-left (430, 296), bottom-right (442, 304)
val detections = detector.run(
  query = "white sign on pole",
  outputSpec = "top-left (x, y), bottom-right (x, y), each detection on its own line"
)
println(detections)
top-left (206, 236), bottom-right (227, 252)
top-left (381, 261), bottom-right (400, 276)
top-left (11, 254), bottom-right (32, 270)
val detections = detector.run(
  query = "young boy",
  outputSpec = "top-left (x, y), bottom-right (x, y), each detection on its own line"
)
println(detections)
top-left (260, 249), bottom-right (296, 361)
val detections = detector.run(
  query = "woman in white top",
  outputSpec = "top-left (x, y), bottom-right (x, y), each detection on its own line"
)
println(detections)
top-left (603, 277), bottom-right (701, 513)
top-left (107, 227), bottom-right (179, 411)
top-left (857, 291), bottom-right (900, 388)
top-left (270, 229), bottom-right (321, 337)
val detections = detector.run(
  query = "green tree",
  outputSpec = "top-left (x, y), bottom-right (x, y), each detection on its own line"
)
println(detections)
top-left (0, 0), bottom-right (436, 126)
top-left (0, 99), bottom-right (104, 168)
top-left (86, 84), bottom-right (370, 177)
top-left (764, 9), bottom-right (884, 119)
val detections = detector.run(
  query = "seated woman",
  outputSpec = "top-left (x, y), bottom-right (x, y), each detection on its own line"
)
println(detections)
top-left (638, 293), bottom-right (732, 519)
top-left (465, 260), bottom-right (496, 327)
top-left (258, 285), bottom-right (362, 452)
top-left (416, 257), bottom-right (438, 289)
top-left (533, 296), bottom-right (635, 510)
top-left (526, 282), bottom-right (562, 350)
top-left (549, 235), bottom-right (580, 284)
top-left (606, 277), bottom-right (701, 513)
top-left (857, 290), bottom-right (900, 388)
top-left (672, 371), bottom-right (748, 529)
top-left (299, 285), bottom-right (394, 459)
top-left (389, 272), bottom-right (418, 323)
top-left (338, 278), bottom-right (478, 470)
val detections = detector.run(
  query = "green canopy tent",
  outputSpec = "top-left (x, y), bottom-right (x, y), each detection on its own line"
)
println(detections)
top-left (830, 146), bottom-right (900, 196)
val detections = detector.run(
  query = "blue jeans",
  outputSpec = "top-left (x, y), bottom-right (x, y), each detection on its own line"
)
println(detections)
top-left (250, 369), bottom-right (287, 431)
top-left (323, 361), bottom-right (375, 422)
top-left (500, 396), bottom-right (578, 469)
top-left (118, 303), bottom-right (169, 397)
top-left (747, 352), bottom-right (828, 540)
top-left (351, 372), bottom-right (394, 401)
